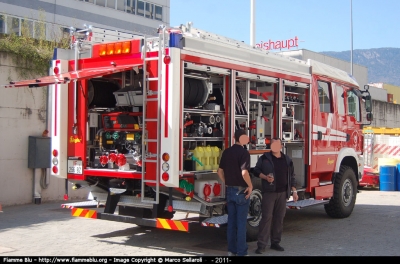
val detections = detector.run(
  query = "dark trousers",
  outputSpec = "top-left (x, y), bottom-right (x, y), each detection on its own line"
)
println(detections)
top-left (257, 191), bottom-right (287, 249)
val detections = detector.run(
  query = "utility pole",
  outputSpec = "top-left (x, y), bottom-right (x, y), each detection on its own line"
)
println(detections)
top-left (350, 0), bottom-right (353, 75)
top-left (250, 0), bottom-right (255, 47)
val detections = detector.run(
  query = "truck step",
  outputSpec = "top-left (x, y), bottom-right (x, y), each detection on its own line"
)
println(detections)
top-left (61, 201), bottom-right (102, 209)
top-left (201, 214), bottom-right (254, 228)
top-left (286, 199), bottom-right (329, 209)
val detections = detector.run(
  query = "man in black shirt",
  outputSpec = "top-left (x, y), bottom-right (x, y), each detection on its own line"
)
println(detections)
top-left (217, 129), bottom-right (253, 256)
top-left (253, 138), bottom-right (298, 253)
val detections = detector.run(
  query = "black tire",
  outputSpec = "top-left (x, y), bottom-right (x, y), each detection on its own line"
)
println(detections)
top-left (246, 175), bottom-right (262, 242)
top-left (324, 165), bottom-right (357, 218)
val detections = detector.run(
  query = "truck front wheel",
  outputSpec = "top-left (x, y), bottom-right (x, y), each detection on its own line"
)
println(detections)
top-left (324, 165), bottom-right (357, 218)
top-left (246, 175), bottom-right (262, 242)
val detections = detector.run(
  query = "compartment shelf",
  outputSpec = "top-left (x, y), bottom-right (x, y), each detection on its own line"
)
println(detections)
top-left (183, 108), bottom-right (225, 114)
top-left (249, 98), bottom-right (272, 104)
top-left (282, 83), bottom-right (306, 141)
top-left (283, 101), bottom-right (304, 106)
top-left (183, 137), bottom-right (224, 141)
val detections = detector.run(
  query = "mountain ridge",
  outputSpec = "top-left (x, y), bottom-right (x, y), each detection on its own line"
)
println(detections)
top-left (320, 47), bottom-right (400, 86)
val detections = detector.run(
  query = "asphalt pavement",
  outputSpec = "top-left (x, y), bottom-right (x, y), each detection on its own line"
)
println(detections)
top-left (1, 188), bottom-right (400, 257)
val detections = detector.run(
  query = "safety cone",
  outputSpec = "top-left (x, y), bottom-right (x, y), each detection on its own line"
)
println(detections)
top-left (0, 203), bottom-right (3, 213)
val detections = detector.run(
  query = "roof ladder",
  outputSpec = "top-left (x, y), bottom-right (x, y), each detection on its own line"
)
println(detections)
top-left (140, 30), bottom-right (164, 205)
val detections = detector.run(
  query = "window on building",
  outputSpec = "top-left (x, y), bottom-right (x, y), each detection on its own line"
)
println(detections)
top-left (21, 19), bottom-right (34, 38)
top-left (96, 0), bottom-right (106, 7)
top-left (137, 0), bottom-right (145, 16)
top-left (0, 15), bottom-right (5, 34)
top-left (154, 5), bottom-right (162, 21)
top-left (107, 0), bottom-right (116, 9)
top-left (145, 2), bottom-right (153, 19)
top-left (335, 84), bottom-right (345, 116)
top-left (116, 0), bottom-right (125, 11)
top-left (7, 16), bottom-right (20, 35)
top-left (60, 27), bottom-right (71, 40)
top-left (318, 81), bottom-right (332, 113)
top-left (347, 90), bottom-right (361, 121)
top-left (126, 0), bottom-right (136, 14)
top-left (34, 22), bottom-right (47, 39)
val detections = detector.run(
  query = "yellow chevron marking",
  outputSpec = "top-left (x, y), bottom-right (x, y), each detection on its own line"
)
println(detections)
top-left (157, 219), bottom-right (172, 229)
top-left (174, 220), bottom-right (187, 231)
top-left (72, 208), bottom-right (83, 217)
top-left (86, 210), bottom-right (96, 218)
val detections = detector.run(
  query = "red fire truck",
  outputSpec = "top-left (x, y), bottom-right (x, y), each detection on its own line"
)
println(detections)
top-left (3, 23), bottom-right (373, 241)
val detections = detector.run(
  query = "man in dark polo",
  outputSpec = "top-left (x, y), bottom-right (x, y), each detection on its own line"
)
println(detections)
top-left (217, 129), bottom-right (253, 256)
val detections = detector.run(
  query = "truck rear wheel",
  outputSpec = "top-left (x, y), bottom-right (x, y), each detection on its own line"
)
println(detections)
top-left (324, 165), bottom-right (357, 218)
top-left (246, 175), bottom-right (262, 242)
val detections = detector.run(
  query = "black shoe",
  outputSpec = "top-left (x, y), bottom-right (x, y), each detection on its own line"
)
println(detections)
top-left (255, 247), bottom-right (265, 254)
top-left (270, 244), bottom-right (284, 251)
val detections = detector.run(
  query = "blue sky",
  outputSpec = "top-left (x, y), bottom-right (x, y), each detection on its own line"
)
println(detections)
top-left (170, 0), bottom-right (400, 53)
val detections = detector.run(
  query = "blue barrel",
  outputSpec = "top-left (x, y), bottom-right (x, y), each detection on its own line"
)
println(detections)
top-left (397, 164), bottom-right (400, 191)
top-left (380, 165), bottom-right (396, 191)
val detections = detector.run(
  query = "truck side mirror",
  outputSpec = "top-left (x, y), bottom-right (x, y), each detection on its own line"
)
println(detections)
top-left (365, 95), bottom-right (372, 112)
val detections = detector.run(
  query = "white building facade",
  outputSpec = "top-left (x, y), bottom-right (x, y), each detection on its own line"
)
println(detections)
top-left (0, 0), bottom-right (170, 40)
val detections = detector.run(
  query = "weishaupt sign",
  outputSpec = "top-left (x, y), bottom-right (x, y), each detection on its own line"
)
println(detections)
top-left (255, 36), bottom-right (299, 50)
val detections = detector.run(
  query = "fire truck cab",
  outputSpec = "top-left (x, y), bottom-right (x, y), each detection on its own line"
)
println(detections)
top-left (3, 23), bottom-right (373, 241)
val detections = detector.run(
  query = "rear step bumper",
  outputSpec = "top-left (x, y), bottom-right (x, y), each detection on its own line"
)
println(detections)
top-left (64, 199), bottom-right (330, 230)
top-left (71, 207), bottom-right (190, 232)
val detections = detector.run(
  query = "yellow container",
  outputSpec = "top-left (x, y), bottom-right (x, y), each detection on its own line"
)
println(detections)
top-left (193, 146), bottom-right (205, 171)
top-left (204, 158), bottom-right (212, 170)
top-left (193, 146), bottom-right (205, 158)
top-left (378, 158), bottom-right (400, 173)
top-left (203, 146), bottom-right (213, 170)
top-left (211, 146), bottom-right (221, 170)
top-left (204, 146), bottom-right (212, 157)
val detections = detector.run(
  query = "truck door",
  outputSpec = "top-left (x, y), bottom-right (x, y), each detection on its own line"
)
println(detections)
top-left (334, 83), bottom-right (348, 153)
top-left (345, 89), bottom-right (363, 154)
top-left (315, 80), bottom-right (336, 172)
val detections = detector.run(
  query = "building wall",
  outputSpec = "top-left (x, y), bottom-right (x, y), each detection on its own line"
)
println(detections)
top-left (368, 85), bottom-right (388, 102)
top-left (382, 83), bottom-right (400, 104)
top-left (0, 0), bottom-right (170, 37)
top-left (371, 100), bottom-right (400, 128)
top-left (0, 51), bottom-right (88, 206)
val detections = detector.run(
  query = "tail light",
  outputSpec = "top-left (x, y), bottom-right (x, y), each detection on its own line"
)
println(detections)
top-left (162, 172), bottom-right (169, 181)
top-left (53, 67), bottom-right (59, 75)
top-left (52, 166), bottom-right (58, 174)
top-left (164, 55), bottom-right (171, 64)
